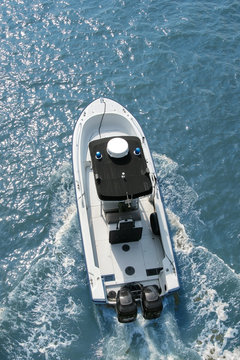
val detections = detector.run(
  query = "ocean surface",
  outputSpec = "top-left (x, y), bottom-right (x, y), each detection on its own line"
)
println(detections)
top-left (0, 0), bottom-right (240, 359)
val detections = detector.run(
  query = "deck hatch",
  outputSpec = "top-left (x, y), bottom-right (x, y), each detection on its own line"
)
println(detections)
top-left (102, 274), bottom-right (115, 282)
top-left (146, 267), bottom-right (163, 276)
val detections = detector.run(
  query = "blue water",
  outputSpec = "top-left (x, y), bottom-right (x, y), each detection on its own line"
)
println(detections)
top-left (0, 0), bottom-right (239, 359)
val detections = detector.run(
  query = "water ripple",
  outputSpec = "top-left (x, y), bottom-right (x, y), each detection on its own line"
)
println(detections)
top-left (0, 0), bottom-right (240, 359)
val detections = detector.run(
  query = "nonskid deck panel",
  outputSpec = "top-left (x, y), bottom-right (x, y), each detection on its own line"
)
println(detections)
top-left (85, 163), bottom-right (165, 294)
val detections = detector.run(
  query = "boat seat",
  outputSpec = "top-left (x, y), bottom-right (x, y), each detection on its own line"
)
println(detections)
top-left (109, 219), bottom-right (142, 244)
top-left (106, 210), bottom-right (141, 224)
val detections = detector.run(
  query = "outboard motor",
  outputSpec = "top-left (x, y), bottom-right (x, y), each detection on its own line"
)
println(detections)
top-left (116, 287), bottom-right (137, 323)
top-left (141, 286), bottom-right (163, 320)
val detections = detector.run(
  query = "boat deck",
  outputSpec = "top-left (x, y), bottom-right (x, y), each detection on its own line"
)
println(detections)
top-left (85, 163), bottom-right (165, 294)
top-left (73, 98), bottom-right (179, 308)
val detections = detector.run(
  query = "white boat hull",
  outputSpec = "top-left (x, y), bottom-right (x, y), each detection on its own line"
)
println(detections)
top-left (72, 98), bottom-right (179, 320)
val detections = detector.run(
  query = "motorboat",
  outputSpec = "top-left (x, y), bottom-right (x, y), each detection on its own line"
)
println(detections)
top-left (72, 98), bottom-right (179, 322)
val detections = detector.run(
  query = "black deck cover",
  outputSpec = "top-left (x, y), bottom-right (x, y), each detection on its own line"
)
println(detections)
top-left (89, 136), bottom-right (152, 200)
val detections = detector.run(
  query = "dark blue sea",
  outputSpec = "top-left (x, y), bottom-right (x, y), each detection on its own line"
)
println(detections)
top-left (0, 0), bottom-right (240, 359)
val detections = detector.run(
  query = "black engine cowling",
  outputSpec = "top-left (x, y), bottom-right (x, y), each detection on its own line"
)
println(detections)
top-left (116, 287), bottom-right (137, 323)
top-left (141, 286), bottom-right (163, 320)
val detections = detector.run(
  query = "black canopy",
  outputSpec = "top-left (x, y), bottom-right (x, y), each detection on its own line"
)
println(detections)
top-left (89, 136), bottom-right (152, 201)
